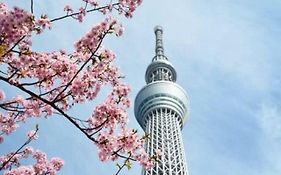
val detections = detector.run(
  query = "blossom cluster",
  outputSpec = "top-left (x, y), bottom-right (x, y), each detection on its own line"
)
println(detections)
top-left (88, 83), bottom-right (130, 130)
top-left (62, 0), bottom-right (143, 22)
top-left (0, 95), bottom-right (55, 141)
top-left (0, 4), bottom-right (34, 46)
top-left (0, 3), bottom-right (51, 55)
top-left (96, 129), bottom-right (155, 170)
top-left (118, 0), bottom-right (143, 18)
top-left (88, 83), bottom-right (155, 169)
top-left (0, 20), bottom-right (126, 137)
top-left (75, 18), bottom-right (124, 53)
top-left (1, 147), bottom-right (64, 175)
top-left (1, 130), bottom-right (64, 174)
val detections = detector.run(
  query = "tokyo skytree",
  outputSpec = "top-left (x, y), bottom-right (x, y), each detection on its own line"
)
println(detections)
top-left (134, 26), bottom-right (190, 175)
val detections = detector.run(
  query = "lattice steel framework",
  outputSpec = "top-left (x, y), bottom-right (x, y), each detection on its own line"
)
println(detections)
top-left (135, 26), bottom-right (190, 175)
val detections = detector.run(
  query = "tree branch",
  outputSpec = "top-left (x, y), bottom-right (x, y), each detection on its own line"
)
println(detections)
top-left (0, 75), bottom-right (98, 144)
top-left (0, 127), bottom-right (39, 171)
top-left (115, 153), bottom-right (132, 175)
top-left (1, 36), bottom-right (26, 58)
top-left (30, 0), bottom-right (34, 13)
top-left (50, 3), bottom-right (119, 22)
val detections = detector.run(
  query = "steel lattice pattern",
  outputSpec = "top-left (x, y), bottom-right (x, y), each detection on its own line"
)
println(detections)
top-left (143, 108), bottom-right (188, 175)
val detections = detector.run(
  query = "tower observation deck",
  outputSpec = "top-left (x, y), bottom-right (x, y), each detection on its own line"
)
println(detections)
top-left (134, 26), bottom-right (190, 175)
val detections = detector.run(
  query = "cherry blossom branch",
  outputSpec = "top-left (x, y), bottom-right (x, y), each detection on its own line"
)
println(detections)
top-left (115, 153), bottom-right (132, 175)
top-left (0, 1), bottom-right (149, 173)
top-left (1, 36), bottom-right (26, 58)
top-left (0, 105), bottom-right (25, 112)
top-left (0, 74), bottom-right (141, 166)
top-left (83, 117), bottom-right (108, 131)
top-left (0, 126), bottom-right (39, 171)
top-left (21, 74), bottom-right (57, 86)
top-left (50, 3), bottom-right (119, 22)
top-left (0, 75), bottom-right (98, 143)
top-left (38, 85), bottom-right (67, 97)
top-left (52, 29), bottom-right (110, 102)
top-left (114, 152), bottom-right (136, 161)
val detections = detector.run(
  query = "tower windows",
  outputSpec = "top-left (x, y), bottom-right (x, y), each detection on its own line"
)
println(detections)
top-left (148, 67), bottom-right (173, 82)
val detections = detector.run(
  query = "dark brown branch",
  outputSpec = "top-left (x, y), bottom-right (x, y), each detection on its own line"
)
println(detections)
top-left (0, 127), bottom-right (39, 171)
top-left (83, 117), bottom-right (108, 131)
top-left (0, 105), bottom-right (25, 112)
top-left (0, 70), bottom-right (8, 75)
top-left (2, 36), bottom-right (26, 58)
top-left (0, 75), bottom-right (97, 144)
top-left (30, 0), bottom-right (34, 13)
top-left (69, 116), bottom-right (88, 123)
top-left (0, 84), bottom-right (65, 108)
top-left (114, 152), bottom-right (136, 161)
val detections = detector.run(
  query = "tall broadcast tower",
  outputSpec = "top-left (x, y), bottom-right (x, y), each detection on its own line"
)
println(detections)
top-left (134, 26), bottom-right (190, 175)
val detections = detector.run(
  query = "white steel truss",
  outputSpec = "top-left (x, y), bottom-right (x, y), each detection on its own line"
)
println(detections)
top-left (143, 108), bottom-right (188, 175)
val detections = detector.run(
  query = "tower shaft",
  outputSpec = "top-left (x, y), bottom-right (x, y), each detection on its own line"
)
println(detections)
top-left (144, 108), bottom-right (188, 175)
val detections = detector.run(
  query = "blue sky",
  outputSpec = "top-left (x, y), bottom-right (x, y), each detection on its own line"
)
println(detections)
top-left (1, 0), bottom-right (281, 175)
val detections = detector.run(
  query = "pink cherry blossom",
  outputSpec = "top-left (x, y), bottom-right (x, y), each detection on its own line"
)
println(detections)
top-left (0, 90), bottom-right (5, 101)
top-left (27, 130), bottom-right (38, 140)
top-left (0, 113), bottom-right (18, 135)
top-left (135, 149), bottom-right (154, 170)
top-left (0, 4), bottom-right (34, 47)
top-left (4, 166), bottom-right (35, 175)
top-left (23, 147), bottom-right (34, 158)
top-left (77, 8), bottom-right (86, 22)
top-left (84, 0), bottom-right (99, 7)
top-left (50, 157), bottom-right (64, 171)
top-left (2, 148), bottom-right (64, 174)
top-left (63, 5), bottom-right (73, 13)
top-left (116, 24), bottom-right (125, 36)
top-left (36, 15), bottom-right (52, 30)
top-left (155, 149), bottom-right (163, 159)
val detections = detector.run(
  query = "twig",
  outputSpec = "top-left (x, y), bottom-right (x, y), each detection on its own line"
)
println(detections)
top-left (115, 153), bottom-right (132, 175)
top-left (2, 36), bottom-right (26, 58)
top-left (50, 3), bottom-right (119, 22)
top-left (0, 127), bottom-right (39, 171)
top-left (30, 0), bottom-right (34, 13)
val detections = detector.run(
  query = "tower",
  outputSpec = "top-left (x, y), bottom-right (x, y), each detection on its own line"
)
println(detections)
top-left (134, 26), bottom-right (190, 175)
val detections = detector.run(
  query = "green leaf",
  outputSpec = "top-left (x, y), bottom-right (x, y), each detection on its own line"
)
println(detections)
top-left (0, 44), bottom-right (8, 59)
top-left (125, 160), bottom-right (132, 170)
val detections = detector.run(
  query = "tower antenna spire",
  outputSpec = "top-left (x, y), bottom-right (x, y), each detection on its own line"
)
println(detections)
top-left (153, 26), bottom-right (168, 61)
top-left (154, 26), bottom-right (164, 56)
